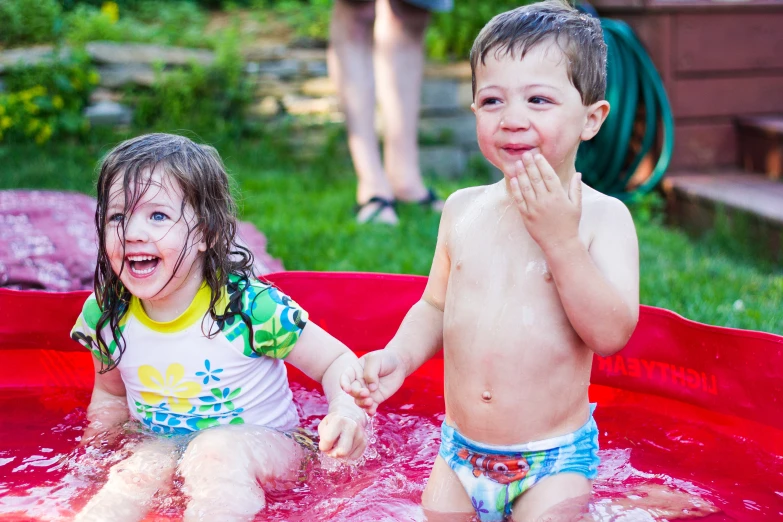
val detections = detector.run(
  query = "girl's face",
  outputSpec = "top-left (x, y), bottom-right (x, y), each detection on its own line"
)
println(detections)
top-left (105, 169), bottom-right (206, 318)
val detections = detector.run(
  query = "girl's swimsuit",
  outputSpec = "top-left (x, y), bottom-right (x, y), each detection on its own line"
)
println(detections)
top-left (71, 275), bottom-right (308, 435)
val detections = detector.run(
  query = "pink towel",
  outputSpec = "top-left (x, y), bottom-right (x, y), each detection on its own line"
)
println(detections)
top-left (0, 190), bottom-right (283, 292)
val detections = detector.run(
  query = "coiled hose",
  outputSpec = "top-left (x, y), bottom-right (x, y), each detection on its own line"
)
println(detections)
top-left (575, 13), bottom-right (675, 201)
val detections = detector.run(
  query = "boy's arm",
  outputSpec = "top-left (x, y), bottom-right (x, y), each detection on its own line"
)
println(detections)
top-left (285, 323), bottom-right (368, 459)
top-left (546, 198), bottom-right (639, 357)
top-left (386, 191), bottom-right (455, 370)
top-left (343, 195), bottom-right (455, 413)
top-left (510, 154), bottom-right (639, 357)
top-left (82, 357), bottom-right (129, 445)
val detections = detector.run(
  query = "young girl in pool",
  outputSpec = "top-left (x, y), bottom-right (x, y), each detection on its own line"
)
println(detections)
top-left (70, 133), bottom-right (368, 522)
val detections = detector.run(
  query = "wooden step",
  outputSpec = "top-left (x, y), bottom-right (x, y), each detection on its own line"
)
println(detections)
top-left (736, 115), bottom-right (783, 180)
top-left (662, 171), bottom-right (783, 263)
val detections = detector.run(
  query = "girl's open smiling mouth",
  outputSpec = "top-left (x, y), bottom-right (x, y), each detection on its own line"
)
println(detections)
top-left (126, 254), bottom-right (160, 277)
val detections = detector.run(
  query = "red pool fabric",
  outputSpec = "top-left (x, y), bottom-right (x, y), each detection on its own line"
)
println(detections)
top-left (1, 271), bottom-right (782, 431)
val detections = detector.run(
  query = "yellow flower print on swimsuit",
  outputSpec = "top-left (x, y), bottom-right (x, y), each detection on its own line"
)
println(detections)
top-left (70, 276), bottom-right (309, 434)
top-left (138, 363), bottom-right (202, 413)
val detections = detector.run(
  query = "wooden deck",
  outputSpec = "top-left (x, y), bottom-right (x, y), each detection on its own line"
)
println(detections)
top-left (663, 172), bottom-right (783, 226)
top-left (662, 171), bottom-right (783, 263)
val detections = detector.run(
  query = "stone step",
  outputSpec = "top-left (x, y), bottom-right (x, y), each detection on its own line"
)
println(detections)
top-left (662, 171), bottom-right (783, 263)
top-left (736, 115), bottom-right (783, 180)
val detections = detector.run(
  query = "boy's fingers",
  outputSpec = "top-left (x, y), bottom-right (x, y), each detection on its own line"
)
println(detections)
top-left (523, 153), bottom-right (545, 194)
top-left (515, 169), bottom-right (536, 204)
top-left (509, 177), bottom-right (528, 214)
top-left (534, 153), bottom-right (559, 192)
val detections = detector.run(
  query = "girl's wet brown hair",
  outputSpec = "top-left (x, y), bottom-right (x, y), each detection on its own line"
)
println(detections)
top-left (470, 0), bottom-right (607, 105)
top-left (93, 133), bottom-right (255, 371)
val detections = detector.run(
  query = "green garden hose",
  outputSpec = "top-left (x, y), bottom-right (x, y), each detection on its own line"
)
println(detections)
top-left (575, 16), bottom-right (675, 201)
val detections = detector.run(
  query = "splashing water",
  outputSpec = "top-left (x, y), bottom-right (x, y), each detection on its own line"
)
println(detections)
top-left (1, 375), bottom-right (781, 521)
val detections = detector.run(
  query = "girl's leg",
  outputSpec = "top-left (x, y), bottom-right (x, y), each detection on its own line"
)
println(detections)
top-left (74, 438), bottom-right (177, 522)
top-left (374, 0), bottom-right (438, 205)
top-left (179, 425), bottom-right (304, 522)
top-left (328, 0), bottom-right (398, 224)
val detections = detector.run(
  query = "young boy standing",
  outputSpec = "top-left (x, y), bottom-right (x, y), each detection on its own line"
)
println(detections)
top-left (342, 1), bottom-right (639, 520)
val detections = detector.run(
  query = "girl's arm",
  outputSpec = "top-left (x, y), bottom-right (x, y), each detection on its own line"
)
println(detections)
top-left (81, 356), bottom-right (129, 445)
top-left (285, 323), bottom-right (368, 459)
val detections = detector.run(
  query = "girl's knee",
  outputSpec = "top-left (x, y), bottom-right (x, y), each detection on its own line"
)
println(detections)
top-left (106, 452), bottom-right (176, 497)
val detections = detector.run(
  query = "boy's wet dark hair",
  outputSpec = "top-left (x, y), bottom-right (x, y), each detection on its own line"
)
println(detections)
top-left (92, 133), bottom-right (255, 371)
top-left (470, 0), bottom-right (607, 105)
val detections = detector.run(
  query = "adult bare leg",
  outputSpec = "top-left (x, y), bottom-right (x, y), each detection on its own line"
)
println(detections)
top-left (375, 0), bottom-right (441, 209)
top-left (328, 0), bottom-right (398, 224)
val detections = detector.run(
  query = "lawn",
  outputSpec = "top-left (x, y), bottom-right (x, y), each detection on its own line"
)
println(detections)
top-left (1, 129), bottom-right (781, 334)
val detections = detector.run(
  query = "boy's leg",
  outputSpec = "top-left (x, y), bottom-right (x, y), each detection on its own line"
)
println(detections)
top-left (510, 473), bottom-right (592, 522)
top-left (374, 0), bottom-right (437, 204)
top-left (328, 0), bottom-right (398, 224)
top-left (74, 438), bottom-right (177, 522)
top-left (179, 425), bottom-right (304, 522)
top-left (421, 455), bottom-right (476, 521)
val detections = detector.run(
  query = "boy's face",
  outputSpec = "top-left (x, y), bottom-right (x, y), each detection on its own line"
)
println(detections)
top-left (105, 169), bottom-right (206, 311)
top-left (472, 40), bottom-right (608, 180)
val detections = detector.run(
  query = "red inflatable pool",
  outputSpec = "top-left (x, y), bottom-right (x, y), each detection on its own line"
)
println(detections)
top-left (1, 272), bottom-right (782, 521)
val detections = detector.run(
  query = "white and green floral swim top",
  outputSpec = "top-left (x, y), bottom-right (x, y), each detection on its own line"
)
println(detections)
top-left (70, 275), bottom-right (308, 435)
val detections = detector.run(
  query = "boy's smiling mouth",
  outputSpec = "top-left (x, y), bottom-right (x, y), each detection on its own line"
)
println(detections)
top-left (126, 254), bottom-right (160, 277)
top-left (500, 144), bottom-right (536, 157)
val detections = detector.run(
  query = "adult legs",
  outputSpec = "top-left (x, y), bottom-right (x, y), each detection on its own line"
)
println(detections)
top-left (328, 0), bottom-right (398, 224)
top-left (374, 0), bottom-right (436, 204)
top-left (179, 425), bottom-right (304, 522)
top-left (74, 438), bottom-right (178, 522)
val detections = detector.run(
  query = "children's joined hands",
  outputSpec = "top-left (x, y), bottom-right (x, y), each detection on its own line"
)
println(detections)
top-left (507, 152), bottom-right (582, 253)
top-left (340, 349), bottom-right (406, 416)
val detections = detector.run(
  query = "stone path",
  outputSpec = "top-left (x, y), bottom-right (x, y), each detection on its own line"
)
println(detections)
top-left (0, 24), bottom-right (490, 179)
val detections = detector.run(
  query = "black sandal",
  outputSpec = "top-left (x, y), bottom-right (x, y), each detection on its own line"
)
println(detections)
top-left (398, 187), bottom-right (443, 211)
top-left (354, 196), bottom-right (397, 224)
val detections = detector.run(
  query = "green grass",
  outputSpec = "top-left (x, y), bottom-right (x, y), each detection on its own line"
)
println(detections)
top-left (1, 129), bottom-right (781, 334)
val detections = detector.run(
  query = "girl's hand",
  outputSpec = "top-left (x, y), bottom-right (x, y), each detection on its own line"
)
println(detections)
top-left (508, 153), bottom-right (582, 254)
top-left (317, 411), bottom-right (367, 460)
top-left (340, 349), bottom-right (406, 416)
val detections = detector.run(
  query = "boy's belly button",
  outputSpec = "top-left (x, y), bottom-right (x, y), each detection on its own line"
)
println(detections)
top-left (482, 390), bottom-right (492, 402)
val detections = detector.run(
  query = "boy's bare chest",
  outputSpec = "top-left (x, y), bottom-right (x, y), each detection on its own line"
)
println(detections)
top-left (446, 203), bottom-right (591, 309)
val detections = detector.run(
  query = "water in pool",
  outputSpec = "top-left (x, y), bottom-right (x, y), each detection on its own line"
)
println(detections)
top-left (1, 370), bottom-right (781, 521)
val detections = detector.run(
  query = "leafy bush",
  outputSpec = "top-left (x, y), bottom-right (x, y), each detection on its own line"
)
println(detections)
top-left (0, 0), bottom-right (62, 47)
top-left (129, 25), bottom-right (252, 134)
top-left (0, 51), bottom-right (99, 144)
top-left (64, 1), bottom-right (210, 48)
top-left (258, 0), bottom-right (536, 60)
top-left (427, 1), bottom-right (535, 60)
top-left (260, 0), bottom-right (331, 42)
